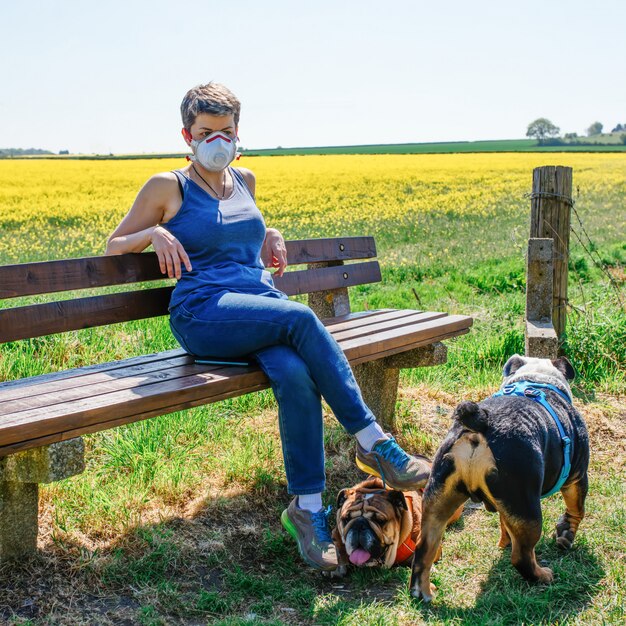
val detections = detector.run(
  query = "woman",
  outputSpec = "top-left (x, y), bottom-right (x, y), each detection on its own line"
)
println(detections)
top-left (106, 82), bottom-right (430, 571)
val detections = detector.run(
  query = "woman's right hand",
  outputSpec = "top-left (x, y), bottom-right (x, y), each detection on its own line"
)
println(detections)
top-left (150, 226), bottom-right (192, 279)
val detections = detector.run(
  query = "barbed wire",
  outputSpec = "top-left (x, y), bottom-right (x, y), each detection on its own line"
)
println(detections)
top-left (524, 190), bottom-right (576, 207)
top-left (522, 186), bottom-right (624, 307)
top-left (569, 187), bottom-right (624, 305)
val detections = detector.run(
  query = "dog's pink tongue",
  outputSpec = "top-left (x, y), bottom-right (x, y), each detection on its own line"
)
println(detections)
top-left (349, 549), bottom-right (371, 566)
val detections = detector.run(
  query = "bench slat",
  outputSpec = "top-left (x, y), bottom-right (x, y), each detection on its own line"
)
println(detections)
top-left (331, 311), bottom-right (448, 342)
top-left (0, 237), bottom-right (376, 299)
top-left (0, 254), bottom-right (164, 300)
top-left (286, 236), bottom-right (376, 265)
top-left (0, 348), bottom-right (187, 391)
top-left (322, 308), bottom-right (399, 328)
top-left (0, 379), bottom-right (273, 457)
top-left (349, 326), bottom-right (472, 366)
top-left (0, 367), bottom-right (270, 451)
top-left (0, 362), bottom-right (238, 415)
top-left (0, 310), bottom-right (397, 400)
top-left (0, 287), bottom-right (173, 343)
top-left (0, 355), bottom-right (203, 412)
top-left (0, 261), bottom-right (381, 343)
top-left (0, 311), bottom-right (473, 453)
top-left (341, 314), bottom-right (473, 362)
top-left (0, 309), bottom-right (405, 409)
top-left (275, 260), bottom-right (381, 296)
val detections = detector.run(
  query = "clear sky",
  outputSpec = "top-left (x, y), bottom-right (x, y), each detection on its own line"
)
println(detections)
top-left (1, 0), bottom-right (624, 154)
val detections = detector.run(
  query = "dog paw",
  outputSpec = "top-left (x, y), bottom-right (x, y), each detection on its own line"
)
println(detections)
top-left (497, 536), bottom-right (511, 549)
top-left (554, 516), bottom-right (576, 550)
top-left (555, 530), bottom-right (575, 550)
top-left (409, 583), bottom-right (436, 603)
top-left (536, 566), bottom-right (554, 584)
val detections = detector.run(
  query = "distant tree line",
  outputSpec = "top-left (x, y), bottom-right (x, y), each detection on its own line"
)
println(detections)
top-left (526, 118), bottom-right (626, 145)
top-left (0, 147), bottom-right (55, 158)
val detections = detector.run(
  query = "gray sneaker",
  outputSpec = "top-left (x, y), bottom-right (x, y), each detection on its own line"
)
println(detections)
top-left (356, 434), bottom-right (431, 490)
top-left (280, 497), bottom-right (338, 571)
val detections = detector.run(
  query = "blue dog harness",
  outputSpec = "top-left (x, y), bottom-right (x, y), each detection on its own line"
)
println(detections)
top-left (492, 381), bottom-right (572, 498)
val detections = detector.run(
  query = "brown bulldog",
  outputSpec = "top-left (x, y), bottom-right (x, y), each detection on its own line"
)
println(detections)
top-left (332, 476), bottom-right (463, 576)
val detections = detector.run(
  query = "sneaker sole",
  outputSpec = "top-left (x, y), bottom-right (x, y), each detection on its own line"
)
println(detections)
top-left (355, 456), bottom-right (381, 478)
top-left (355, 455), bottom-right (429, 491)
top-left (280, 509), bottom-right (336, 572)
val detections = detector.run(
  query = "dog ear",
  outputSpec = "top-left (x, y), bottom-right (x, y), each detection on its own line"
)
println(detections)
top-left (387, 490), bottom-right (408, 512)
top-left (503, 354), bottom-right (526, 377)
top-left (336, 488), bottom-right (349, 510)
top-left (552, 356), bottom-right (576, 381)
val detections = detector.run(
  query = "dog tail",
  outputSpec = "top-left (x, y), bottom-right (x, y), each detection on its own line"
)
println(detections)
top-left (453, 401), bottom-right (488, 433)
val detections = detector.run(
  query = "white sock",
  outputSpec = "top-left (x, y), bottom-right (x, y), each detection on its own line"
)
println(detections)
top-left (355, 422), bottom-right (389, 452)
top-left (297, 493), bottom-right (323, 513)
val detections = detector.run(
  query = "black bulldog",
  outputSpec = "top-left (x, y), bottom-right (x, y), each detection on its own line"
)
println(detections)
top-left (410, 355), bottom-right (590, 602)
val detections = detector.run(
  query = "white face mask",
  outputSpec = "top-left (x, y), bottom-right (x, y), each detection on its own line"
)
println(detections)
top-left (189, 131), bottom-right (240, 171)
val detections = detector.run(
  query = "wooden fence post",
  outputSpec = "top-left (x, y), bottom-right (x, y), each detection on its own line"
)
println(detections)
top-left (529, 166), bottom-right (573, 347)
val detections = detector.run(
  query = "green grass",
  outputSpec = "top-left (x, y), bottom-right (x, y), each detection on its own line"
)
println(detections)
top-left (0, 160), bottom-right (624, 624)
top-left (1, 253), bottom-right (623, 624)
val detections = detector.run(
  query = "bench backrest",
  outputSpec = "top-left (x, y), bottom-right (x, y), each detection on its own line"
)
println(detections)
top-left (0, 237), bottom-right (380, 343)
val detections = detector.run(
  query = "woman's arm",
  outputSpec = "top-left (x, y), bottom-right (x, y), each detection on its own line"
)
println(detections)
top-left (105, 173), bottom-right (173, 254)
top-left (105, 173), bottom-right (191, 279)
top-left (105, 224), bottom-right (159, 255)
top-left (238, 167), bottom-right (288, 277)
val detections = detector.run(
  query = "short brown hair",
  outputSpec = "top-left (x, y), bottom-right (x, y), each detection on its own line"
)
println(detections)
top-left (180, 82), bottom-right (241, 130)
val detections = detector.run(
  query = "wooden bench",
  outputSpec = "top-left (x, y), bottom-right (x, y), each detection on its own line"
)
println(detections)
top-left (0, 236), bottom-right (472, 560)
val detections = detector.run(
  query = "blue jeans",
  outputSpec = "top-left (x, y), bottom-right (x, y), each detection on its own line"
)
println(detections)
top-left (169, 289), bottom-right (376, 495)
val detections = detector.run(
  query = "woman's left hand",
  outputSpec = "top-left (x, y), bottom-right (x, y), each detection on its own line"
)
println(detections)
top-left (262, 228), bottom-right (288, 277)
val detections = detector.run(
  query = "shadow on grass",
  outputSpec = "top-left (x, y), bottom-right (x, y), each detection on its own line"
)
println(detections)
top-left (311, 527), bottom-right (605, 626)
top-left (0, 474), bottom-right (606, 625)
top-left (406, 542), bottom-right (604, 626)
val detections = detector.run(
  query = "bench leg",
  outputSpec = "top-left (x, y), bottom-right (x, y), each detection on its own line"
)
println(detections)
top-left (353, 361), bottom-right (400, 433)
top-left (0, 438), bottom-right (85, 561)
top-left (354, 343), bottom-right (449, 432)
top-left (0, 481), bottom-right (39, 559)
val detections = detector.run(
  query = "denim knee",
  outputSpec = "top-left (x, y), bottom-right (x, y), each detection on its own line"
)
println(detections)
top-left (284, 303), bottom-right (324, 341)
top-left (253, 344), bottom-right (318, 394)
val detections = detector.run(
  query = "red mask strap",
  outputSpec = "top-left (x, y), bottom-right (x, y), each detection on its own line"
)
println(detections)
top-left (182, 128), bottom-right (192, 142)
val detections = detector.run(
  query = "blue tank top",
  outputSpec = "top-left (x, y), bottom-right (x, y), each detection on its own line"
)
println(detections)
top-left (160, 167), bottom-right (286, 312)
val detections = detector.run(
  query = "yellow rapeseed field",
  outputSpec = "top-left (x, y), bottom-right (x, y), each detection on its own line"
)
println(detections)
top-left (0, 152), bottom-right (624, 266)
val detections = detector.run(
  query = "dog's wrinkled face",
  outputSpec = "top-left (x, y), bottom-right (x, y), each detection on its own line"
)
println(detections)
top-left (502, 354), bottom-right (575, 401)
top-left (335, 480), bottom-right (410, 568)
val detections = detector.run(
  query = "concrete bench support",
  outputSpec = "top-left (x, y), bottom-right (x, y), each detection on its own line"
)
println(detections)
top-left (0, 438), bottom-right (85, 560)
top-left (354, 343), bottom-right (448, 431)
top-left (307, 260), bottom-right (351, 318)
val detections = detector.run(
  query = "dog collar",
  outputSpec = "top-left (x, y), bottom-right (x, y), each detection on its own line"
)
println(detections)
top-left (394, 494), bottom-right (417, 565)
top-left (492, 380), bottom-right (572, 498)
